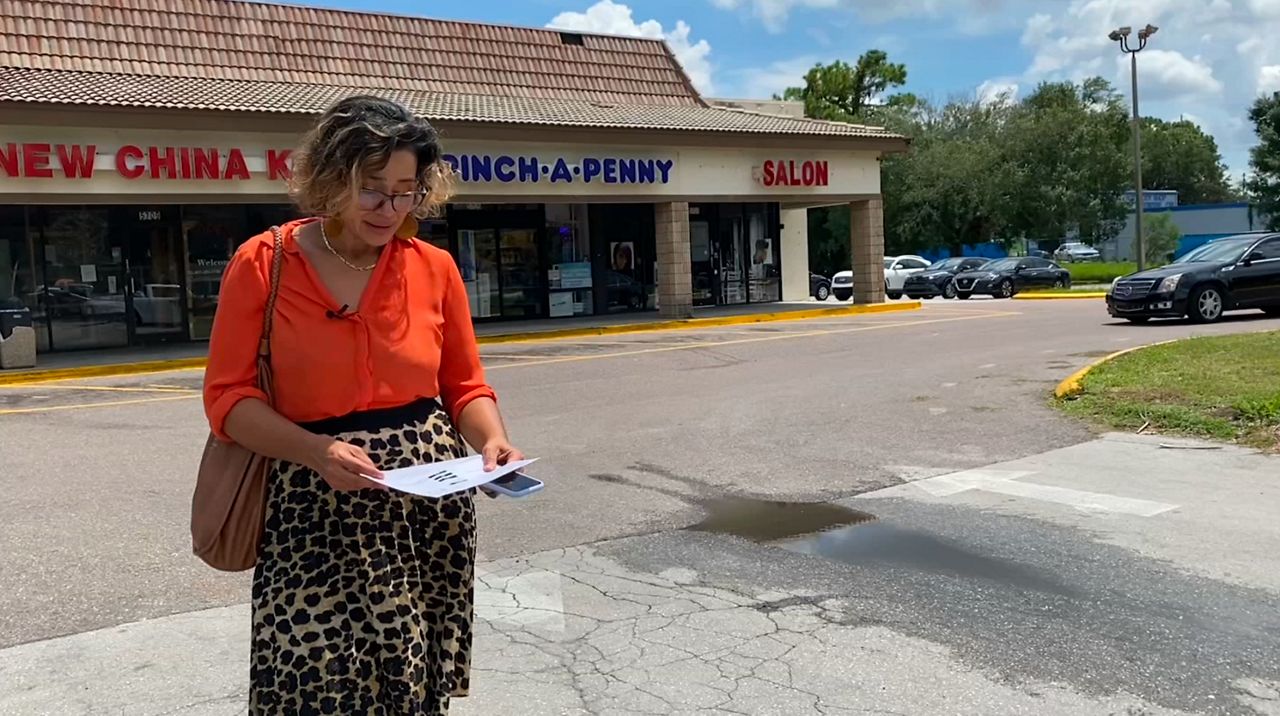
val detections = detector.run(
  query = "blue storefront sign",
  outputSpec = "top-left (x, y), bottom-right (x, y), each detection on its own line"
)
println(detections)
top-left (1123, 190), bottom-right (1178, 210)
top-left (443, 153), bottom-right (675, 185)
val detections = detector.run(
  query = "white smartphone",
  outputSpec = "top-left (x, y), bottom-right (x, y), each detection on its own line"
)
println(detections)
top-left (483, 471), bottom-right (544, 498)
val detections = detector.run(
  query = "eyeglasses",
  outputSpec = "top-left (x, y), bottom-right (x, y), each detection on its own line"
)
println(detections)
top-left (356, 187), bottom-right (428, 213)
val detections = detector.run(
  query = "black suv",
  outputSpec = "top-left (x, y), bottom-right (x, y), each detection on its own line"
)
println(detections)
top-left (1107, 233), bottom-right (1280, 323)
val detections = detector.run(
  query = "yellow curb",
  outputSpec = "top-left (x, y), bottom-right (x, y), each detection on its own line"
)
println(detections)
top-left (0, 302), bottom-right (923, 385)
top-left (475, 301), bottom-right (923, 345)
top-left (0, 357), bottom-right (209, 387)
top-left (1054, 339), bottom-right (1180, 400)
top-left (1014, 292), bottom-right (1108, 300)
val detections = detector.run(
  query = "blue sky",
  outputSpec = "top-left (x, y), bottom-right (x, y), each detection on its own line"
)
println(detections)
top-left (303, 0), bottom-right (1280, 179)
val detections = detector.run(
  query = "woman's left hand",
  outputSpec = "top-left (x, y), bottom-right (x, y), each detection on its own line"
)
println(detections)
top-left (481, 438), bottom-right (525, 471)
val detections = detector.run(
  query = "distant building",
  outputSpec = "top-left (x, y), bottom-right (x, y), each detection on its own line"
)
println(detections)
top-left (1100, 202), bottom-right (1270, 261)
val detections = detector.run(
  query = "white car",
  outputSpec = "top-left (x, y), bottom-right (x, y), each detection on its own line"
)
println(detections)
top-left (831, 255), bottom-right (932, 301)
top-left (1053, 242), bottom-right (1101, 263)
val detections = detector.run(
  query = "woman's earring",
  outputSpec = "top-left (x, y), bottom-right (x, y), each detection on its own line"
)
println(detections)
top-left (323, 216), bottom-right (344, 237)
top-left (395, 215), bottom-right (419, 240)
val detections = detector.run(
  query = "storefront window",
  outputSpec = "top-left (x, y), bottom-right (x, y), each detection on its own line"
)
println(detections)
top-left (183, 206), bottom-right (248, 340)
top-left (0, 207), bottom-right (46, 351)
top-left (31, 207), bottom-right (128, 351)
top-left (590, 205), bottom-right (655, 313)
top-left (546, 204), bottom-right (593, 318)
top-left (747, 205), bottom-right (781, 302)
top-left (451, 205), bottom-right (546, 321)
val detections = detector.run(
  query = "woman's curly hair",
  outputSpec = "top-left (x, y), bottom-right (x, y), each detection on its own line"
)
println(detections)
top-left (289, 95), bottom-right (453, 218)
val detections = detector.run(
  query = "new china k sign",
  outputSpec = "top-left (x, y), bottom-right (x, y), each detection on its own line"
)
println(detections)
top-left (753, 159), bottom-right (830, 187)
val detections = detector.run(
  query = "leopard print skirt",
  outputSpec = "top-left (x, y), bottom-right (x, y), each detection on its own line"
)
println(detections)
top-left (250, 398), bottom-right (475, 716)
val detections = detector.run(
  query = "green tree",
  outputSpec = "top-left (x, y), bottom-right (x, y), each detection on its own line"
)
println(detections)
top-left (778, 51), bottom-right (908, 122)
top-left (881, 98), bottom-right (1017, 256)
top-left (1003, 78), bottom-right (1131, 246)
top-left (1245, 92), bottom-right (1280, 230)
top-left (1143, 212), bottom-right (1181, 266)
top-left (1139, 118), bottom-right (1236, 204)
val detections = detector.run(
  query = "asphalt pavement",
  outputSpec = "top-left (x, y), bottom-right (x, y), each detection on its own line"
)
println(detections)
top-left (1, 299), bottom-right (1278, 715)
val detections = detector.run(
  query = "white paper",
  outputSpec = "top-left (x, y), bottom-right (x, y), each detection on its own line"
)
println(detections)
top-left (367, 455), bottom-right (538, 498)
top-left (80, 264), bottom-right (98, 283)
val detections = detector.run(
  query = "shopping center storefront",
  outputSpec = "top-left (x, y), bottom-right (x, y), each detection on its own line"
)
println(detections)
top-left (0, 0), bottom-right (906, 353)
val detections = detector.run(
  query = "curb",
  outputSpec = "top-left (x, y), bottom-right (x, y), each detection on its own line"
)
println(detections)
top-left (0, 302), bottom-right (922, 386)
top-left (1054, 339), bottom-right (1180, 400)
top-left (0, 357), bottom-right (209, 387)
top-left (475, 301), bottom-right (922, 345)
top-left (1014, 292), bottom-right (1108, 300)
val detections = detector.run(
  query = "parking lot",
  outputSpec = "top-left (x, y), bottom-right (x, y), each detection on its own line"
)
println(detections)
top-left (2, 299), bottom-right (1279, 715)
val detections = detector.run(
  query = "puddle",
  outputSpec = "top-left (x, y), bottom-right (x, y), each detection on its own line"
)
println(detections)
top-left (688, 497), bottom-right (876, 542)
top-left (690, 495), bottom-right (1071, 595)
top-left (590, 468), bottom-right (1072, 595)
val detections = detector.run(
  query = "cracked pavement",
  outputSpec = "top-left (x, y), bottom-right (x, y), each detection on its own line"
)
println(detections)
top-left (3, 303), bottom-right (1280, 715)
top-left (460, 546), bottom-right (1194, 716)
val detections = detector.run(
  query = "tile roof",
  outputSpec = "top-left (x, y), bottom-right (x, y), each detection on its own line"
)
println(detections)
top-left (0, 0), bottom-right (905, 143)
top-left (0, 0), bottom-right (703, 106)
top-left (0, 66), bottom-right (904, 140)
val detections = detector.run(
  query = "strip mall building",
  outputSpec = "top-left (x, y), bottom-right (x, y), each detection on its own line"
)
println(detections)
top-left (0, 0), bottom-right (905, 353)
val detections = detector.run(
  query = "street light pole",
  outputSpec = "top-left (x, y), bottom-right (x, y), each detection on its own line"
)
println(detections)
top-left (1110, 24), bottom-right (1158, 271)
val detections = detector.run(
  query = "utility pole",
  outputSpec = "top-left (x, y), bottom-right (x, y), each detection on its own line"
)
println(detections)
top-left (1110, 24), bottom-right (1158, 270)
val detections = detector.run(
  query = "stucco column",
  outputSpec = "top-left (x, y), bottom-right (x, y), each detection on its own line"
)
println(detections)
top-left (780, 208), bottom-right (809, 301)
top-left (655, 202), bottom-right (693, 318)
top-left (850, 198), bottom-right (885, 304)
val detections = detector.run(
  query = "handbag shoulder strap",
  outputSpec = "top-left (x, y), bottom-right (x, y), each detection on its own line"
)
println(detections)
top-left (257, 225), bottom-right (286, 358)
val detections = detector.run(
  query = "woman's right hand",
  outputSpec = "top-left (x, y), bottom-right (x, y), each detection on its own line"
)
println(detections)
top-left (307, 436), bottom-right (385, 492)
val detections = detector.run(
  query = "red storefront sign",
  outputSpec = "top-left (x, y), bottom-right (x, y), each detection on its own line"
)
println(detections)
top-left (0, 143), bottom-right (293, 181)
top-left (755, 159), bottom-right (829, 187)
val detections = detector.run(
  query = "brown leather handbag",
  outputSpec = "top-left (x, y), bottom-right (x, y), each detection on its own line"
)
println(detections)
top-left (190, 226), bottom-right (285, 572)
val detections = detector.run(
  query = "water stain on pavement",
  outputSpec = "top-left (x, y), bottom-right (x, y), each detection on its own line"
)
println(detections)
top-left (587, 465), bottom-right (1072, 595)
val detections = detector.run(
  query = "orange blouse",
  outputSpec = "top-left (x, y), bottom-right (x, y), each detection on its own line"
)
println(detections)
top-left (203, 218), bottom-right (496, 441)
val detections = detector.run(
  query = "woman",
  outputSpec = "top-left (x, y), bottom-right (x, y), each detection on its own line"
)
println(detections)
top-left (203, 95), bottom-right (523, 715)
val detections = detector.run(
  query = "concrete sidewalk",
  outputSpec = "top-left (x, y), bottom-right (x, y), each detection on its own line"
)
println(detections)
top-left (0, 300), bottom-right (914, 384)
top-left (2, 433), bottom-right (1276, 715)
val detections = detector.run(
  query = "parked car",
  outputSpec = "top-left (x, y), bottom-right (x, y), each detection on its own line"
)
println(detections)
top-left (810, 273), bottom-right (832, 301)
top-left (1054, 242), bottom-right (1101, 263)
top-left (953, 257), bottom-right (1072, 299)
top-left (902, 257), bottom-right (992, 299)
top-left (831, 255), bottom-right (931, 301)
top-left (1106, 233), bottom-right (1280, 323)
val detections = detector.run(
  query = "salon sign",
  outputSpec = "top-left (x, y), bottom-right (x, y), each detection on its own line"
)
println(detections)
top-left (443, 153), bottom-right (675, 186)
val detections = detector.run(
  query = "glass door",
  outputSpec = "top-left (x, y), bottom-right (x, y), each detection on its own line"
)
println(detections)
top-left (120, 206), bottom-right (187, 343)
top-left (34, 207), bottom-right (129, 351)
top-left (461, 228), bottom-right (500, 320)
top-left (690, 220), bottom-right (716, 307)
top-left (718, 217), bottom-right (747, 305)
top-left (499, 228), bottom-right (545, 319)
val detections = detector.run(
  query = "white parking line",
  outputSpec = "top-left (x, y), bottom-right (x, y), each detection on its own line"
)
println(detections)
top-left (862, 468), bottom-right (1179, 517)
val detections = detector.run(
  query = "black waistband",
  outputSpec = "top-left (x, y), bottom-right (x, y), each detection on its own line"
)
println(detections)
top-left (297, 397), bottom-right (442, 435)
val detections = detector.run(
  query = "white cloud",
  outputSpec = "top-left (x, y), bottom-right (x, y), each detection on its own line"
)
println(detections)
top-left (727, 55), bottom-right (824, 98)
top-left (1002, 0), bottom-right (1280, 175)
top-left (1123, 50), bottom-right (1222, 99)
top-left (1261, 66), bottom-right (1280, 95)
top-left (548, 1), bottom-right (715, 94)
top-left (977, 79), bottom-right (1019, 105)
top-left (705, 0), bottom-right (838, 32)
top-left (706, 0), bottom-right (1010, 33)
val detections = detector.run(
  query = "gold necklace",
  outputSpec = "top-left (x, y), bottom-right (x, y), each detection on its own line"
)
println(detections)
top-left (320, 221), bottom-right (378, 272)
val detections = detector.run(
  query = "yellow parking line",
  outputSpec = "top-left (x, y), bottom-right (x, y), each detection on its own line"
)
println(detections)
top-left (0, 384), bottom-right (196, 393)
top-left (487, 310), bottom-right (1015, 371)
top-left (0, 394), bottom-right (200, 416)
